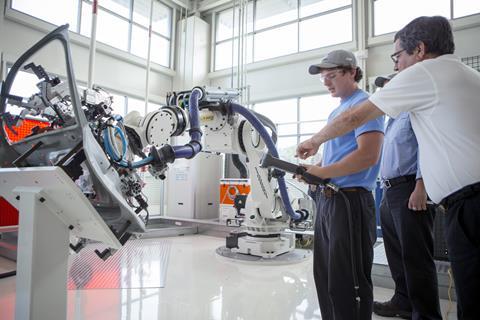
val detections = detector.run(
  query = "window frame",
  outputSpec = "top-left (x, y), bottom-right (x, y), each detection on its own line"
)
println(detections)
top-left (368, 0), bottom-right (480, 46)
top-left (6, 0), bottom-right (177, 73)
top-left (212, 0), bottom-right (355, 72)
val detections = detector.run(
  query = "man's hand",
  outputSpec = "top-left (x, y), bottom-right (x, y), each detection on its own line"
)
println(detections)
top-left (294, 163), bottom-right (312, 183)
top-left (408, 179), bottom-right (428, 211)
top-left (294, 163), bottom-right (328, 184)
top-left (296, 138), bottom-right (320, 160)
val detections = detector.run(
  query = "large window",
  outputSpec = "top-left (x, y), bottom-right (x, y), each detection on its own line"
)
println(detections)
top-left (214, 0), bottom-right (353, 71)
top-left (11, 0), bottom-right (173, 68)
top-left (11, 0), bottom-right (79, 30)
top-left (253, 94), bottom-right (338, 164)
top-left (373, 0), bottom-right (480, 36)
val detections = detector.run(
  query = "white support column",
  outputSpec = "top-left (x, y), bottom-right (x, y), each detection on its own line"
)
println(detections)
top-left (15, 187), bottom-right (70, 320)
top-left (356, 0), bottom-right (369, 91)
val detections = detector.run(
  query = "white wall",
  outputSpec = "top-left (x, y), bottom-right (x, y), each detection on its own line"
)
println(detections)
top-left (0, 0), bottom-right (174, 102)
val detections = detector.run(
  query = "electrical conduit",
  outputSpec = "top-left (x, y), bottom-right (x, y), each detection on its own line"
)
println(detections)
top-left (172, 88), bottom-right (203, 159)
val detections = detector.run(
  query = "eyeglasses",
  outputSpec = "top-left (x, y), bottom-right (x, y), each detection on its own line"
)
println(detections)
top-left (320, 70), bottom-right (343, 83)
top-left (390, 49), bottom-right (406, 64)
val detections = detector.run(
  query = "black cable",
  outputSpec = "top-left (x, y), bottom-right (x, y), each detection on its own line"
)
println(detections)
top-left (337, 189), bottom-right (361, 320)
top-left (0, 270), bottom-right (16, 279)
top-left (251, 110), bottom-right (278, 143)
top-left (231, 154), bottom-right (248, 178)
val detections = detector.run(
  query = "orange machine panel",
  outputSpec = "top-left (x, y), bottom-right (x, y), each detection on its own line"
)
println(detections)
top-left (220, 179), bottom-right (251, 205)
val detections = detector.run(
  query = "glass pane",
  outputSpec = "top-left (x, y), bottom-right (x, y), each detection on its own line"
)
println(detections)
top-left (215, 41), bottom-right (234, 71)
top-left (152, 1), bottom-right (172, 37)
top-left (214, 36), bottom-right (253, 71)
top-left (277, 123), bottom-right (297, 136)
top-left (373, 0), bottom-right (450, 36)
top-left (277, 136), bottom-right (298, 164)
top-left (217, 8), bottom-right (237, 42)
top-left (216, 4), bottom-right (253, 42)
top-left (127, 97), bottom-right (146, 116)
top-left (255, 0), bottom-right (298, 30)
top-left (131, 25), bottom-right (149, 59)
top-left (7, 69), bottom-right (39, 101)
top-left (101, 0), bottom-right (131, 18)
top-left (300, 0), bottom-right (351, 18)
top-left (80, 2), bottom-right (92, 36)
top-left (147, 102), bottom-right (162, 114)
top-left (254, 23), bottom-right (298, 62)
top-left (97, 9), bottom-right (129, 50)
top-left (111, 93), bottom-right (126, 116)
top-left (133, 0), bottom-right (150, 26)
top-left (4, 69), bottom-right (40, 116)
top-left (12, 0), bottom-right (79, 31)
top-left (300, 94), bottom-right (339, 121)
top-left (299, 9), bottom-right (352, 51)
top-left (298, 134), bottom-right (324, 165)
top-left (150, 35), bottom-right (170, 67)
top-left (300, 120), bottom-right (327, 135)
top-left (254, 99), bottom-right (297, 126)
top-left (454, 0), bottom-right (480, 18)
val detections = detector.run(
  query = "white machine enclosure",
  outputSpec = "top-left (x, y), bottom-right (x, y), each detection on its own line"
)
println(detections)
top-left (165, 151), bottom-right (223, 219)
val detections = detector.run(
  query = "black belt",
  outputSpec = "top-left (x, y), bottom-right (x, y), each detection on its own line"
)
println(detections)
top-left (440, 181), bottom-right (480, 209)
top-left (321, 187), bottom-right (368, 198)
top-left (382, 174), bottom-right (416, 189)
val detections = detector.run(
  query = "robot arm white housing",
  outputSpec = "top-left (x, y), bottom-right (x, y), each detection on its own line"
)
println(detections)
top-left (126, 88), bottom-right (311, 257)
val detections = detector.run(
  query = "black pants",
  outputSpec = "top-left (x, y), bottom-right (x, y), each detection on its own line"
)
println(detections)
top-left (444, 191), bottom-right (480, 320)
top-left (313, 189), bottom-right (376, 320)
top-left (380, 180), bottom-right (441, 320)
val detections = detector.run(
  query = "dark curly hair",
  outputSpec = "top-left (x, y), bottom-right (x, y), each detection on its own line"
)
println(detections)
top-left (394, 16), bottom-right (455, 56)
top-left (337, 66), bottom-right (363, 83)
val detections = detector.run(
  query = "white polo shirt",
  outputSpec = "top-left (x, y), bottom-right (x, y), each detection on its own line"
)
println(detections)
top-left (369, 54), bottom-right (480, 203)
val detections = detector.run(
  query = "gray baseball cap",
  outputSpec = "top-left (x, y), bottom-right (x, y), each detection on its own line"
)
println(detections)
top-left (309, 50), bottom-right (357, 75)
top-left (374, 73), bottom-right (397, 88)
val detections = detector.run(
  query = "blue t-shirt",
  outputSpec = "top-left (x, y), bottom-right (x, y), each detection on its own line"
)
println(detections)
top-left (322, 89), bottom-right (384, 190)
top-left (380, 112), bottom-right (421, 181)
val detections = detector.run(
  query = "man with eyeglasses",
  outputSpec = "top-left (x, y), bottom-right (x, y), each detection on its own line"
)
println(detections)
top-left (297, 16), bottom-right (480, 319)
top-left (304, 49), bottom-right (384, 320)
top-left (373, 74), bottom-right (442, 320)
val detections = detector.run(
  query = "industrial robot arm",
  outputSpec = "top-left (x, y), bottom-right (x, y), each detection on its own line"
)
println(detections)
top-left (122, 87), bottom-right (313, 257)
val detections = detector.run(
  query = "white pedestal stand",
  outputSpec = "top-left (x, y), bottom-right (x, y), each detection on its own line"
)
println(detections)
top-left (0, 167), bottom-right (121, 320)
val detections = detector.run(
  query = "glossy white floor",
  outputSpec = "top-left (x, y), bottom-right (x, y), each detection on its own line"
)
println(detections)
top-left (0, 234), bottom-right (456, 320)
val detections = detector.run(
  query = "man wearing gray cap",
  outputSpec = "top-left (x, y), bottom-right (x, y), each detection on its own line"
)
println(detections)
top-left (374, 74), bottom-right (441, 320)
top-left (304, 49), bottom-right (384, 320)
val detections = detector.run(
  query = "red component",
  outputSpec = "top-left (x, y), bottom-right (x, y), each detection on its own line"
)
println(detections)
top-left (0, 197), bottom-right (18, 226)
top-left (3, 119), bottom-right (50, 142)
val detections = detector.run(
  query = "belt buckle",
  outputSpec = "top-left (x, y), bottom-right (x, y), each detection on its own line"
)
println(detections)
top-left (383, 180), bottom-right (391, 189)
top-left (321, 187), bottom-right (335, 198)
